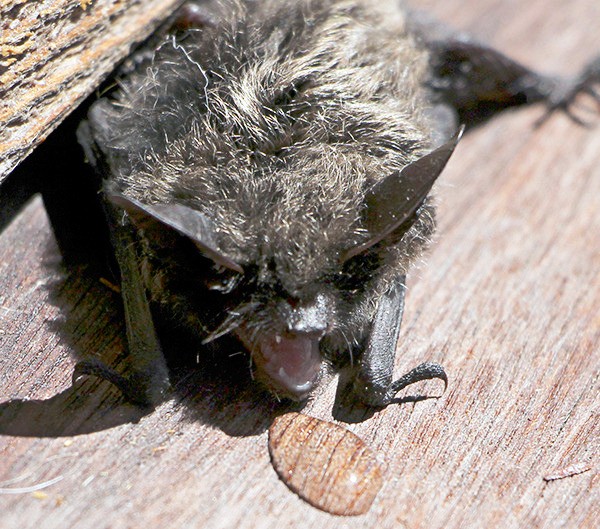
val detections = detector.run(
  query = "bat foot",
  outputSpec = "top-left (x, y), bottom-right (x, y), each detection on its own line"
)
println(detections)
top-left (536, 56), bottom-right (600, 126)
top-left (72, 359), bottom-right (170, 408)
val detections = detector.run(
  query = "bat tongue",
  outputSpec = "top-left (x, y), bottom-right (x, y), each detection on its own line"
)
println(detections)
top-left (258, 334), bottom-right (322, 400)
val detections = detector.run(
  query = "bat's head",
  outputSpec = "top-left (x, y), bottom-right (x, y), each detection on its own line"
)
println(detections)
top-left (85, 0), bottom-right (462, 401)
top-left (108, 130), bottom-right (460, 401)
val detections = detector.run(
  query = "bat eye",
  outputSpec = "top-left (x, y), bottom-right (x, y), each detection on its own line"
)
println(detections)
top-left (272, 78), bottom-right (309, 107)
top-left (206, 270), bottom-right (241, 294)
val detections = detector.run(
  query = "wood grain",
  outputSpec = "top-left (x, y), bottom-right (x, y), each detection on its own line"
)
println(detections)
top-left (0, 0), bottom-right (184, 183)
top-left (0, 1), bottom-right (598, 528)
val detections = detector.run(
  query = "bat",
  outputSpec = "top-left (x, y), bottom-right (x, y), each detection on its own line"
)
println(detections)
top-left (74, 0), bottom-right (599, 407)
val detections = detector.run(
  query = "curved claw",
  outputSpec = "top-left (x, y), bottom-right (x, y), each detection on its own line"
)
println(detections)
top-left (72, 359), bottom-right (169, 407)
top-left (536, 57), bottom-right (600, 127)
top-left (386, 361), bottom-right (448, 402)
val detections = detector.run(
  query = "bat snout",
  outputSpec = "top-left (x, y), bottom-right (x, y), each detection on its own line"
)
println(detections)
top-left (281, 292), bottom-right (334, 339)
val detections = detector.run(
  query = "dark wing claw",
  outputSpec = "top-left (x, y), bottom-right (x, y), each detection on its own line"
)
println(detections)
top-left (536, 55), bottom-right (600, 126)
top-left (387, 362), bottom-right (448, 402)
top-left (72, 358), bottom-right (166, 407)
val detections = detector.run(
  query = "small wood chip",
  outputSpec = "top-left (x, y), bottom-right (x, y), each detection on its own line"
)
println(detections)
top-left (31, 491), bottom-right (48, 500)
top-left (268, 413), bottom-right (384, 516)
top-left (543, 463), bottom-right (592, 482)
top-left (99, 277), bottom-right (121, 293)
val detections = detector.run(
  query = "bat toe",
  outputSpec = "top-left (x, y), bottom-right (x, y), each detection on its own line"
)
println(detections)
top-left (72, 359), bottom-right (170, 407)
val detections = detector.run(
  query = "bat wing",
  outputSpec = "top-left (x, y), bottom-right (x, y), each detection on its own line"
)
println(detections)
top-left (74, 119), bottom-right (172, 406)
top-left (73, 198), bottom-right (171, 407)
top-left (408, 9), bottom-right (600, 126)
top-left (351, 278), bottom-right (447, 407)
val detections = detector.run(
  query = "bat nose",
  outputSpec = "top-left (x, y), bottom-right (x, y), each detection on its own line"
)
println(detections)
top-left (287, 320), bottom-right (327, 338)
top-left (283, 292), bottom-right (333, 338)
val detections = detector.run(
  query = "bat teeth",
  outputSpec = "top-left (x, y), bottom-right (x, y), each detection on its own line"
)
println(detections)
top-left (277, 367), bottom-right (314, 396)
top-left (255, 333), bottom-right (323, 401)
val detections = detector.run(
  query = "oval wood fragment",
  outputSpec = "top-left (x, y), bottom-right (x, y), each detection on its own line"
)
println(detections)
top-left (268, 412), bottom-right (384, 516)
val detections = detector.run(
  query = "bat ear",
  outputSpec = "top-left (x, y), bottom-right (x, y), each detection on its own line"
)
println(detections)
top-left (109, 193), bottom-right (244, 273)
top-left (342, 126), bottom-right (464, 261)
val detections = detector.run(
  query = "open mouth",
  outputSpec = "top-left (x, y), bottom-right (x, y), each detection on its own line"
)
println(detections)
top-left (252, 332), bottom-right (323, 401)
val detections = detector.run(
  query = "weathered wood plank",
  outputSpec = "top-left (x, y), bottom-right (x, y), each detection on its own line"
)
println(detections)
top-left (0, 1), bottom-right (598, 528)
top-left (0, 0), bottom-right (184, 183)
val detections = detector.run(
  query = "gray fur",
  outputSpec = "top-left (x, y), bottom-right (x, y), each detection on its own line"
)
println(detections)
top-left (85, 0), bottom-right (440, 393)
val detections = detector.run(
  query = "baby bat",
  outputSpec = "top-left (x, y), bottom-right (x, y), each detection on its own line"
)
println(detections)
top-left (75, 0), bottom-right (599, 407)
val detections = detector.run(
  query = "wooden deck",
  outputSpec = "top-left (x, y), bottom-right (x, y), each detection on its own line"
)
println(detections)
top-left (1, 1), bottom-right (598, 528)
